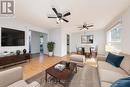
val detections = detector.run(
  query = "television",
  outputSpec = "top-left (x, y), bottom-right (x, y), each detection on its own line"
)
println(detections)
top-left (1, 27), bottom-right (25, 46)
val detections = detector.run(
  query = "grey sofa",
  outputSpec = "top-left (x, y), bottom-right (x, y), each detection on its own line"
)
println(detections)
top-left (97, 53), bottom-right (130, 87)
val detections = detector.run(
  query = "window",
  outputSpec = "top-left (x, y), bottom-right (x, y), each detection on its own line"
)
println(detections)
top-left (106, 23), bottom-right (121, 52)
top-left (111, 24), bottom-right (121, 42)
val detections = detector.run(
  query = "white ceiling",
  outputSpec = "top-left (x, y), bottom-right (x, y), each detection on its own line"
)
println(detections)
top-left (15, 0), bottom-right (130, 32)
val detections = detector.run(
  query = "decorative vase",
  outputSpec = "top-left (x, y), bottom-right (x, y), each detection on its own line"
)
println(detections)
top-left (10, 52), bottom-right (14, 55)
top-left (3, 51), bottom-right (8, 55)
top-left (48, 52), bottom-right (53, 56)
top-left (23, 49), bottom-right (26, 54)
top-left (16, 50), bottom-right (20, 55)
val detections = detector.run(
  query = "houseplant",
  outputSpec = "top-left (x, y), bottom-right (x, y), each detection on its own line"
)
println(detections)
top-left (47, 42), bottom-right (55, 56)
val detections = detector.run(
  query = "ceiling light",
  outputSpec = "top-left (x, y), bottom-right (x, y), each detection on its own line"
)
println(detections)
top-left (56, 18), bottom-right (60, 23)
top-left (60, 19), bottom-right (63, 22)
top-left (56, 18), bottom-right (59, 21)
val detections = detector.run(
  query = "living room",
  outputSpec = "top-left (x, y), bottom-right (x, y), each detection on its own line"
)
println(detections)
top-left (0, 0), bottom-right (130, 87)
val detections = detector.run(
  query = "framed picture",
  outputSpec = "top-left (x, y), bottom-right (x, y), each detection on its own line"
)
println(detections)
top-left (81, 35), bottom-right (94, 44)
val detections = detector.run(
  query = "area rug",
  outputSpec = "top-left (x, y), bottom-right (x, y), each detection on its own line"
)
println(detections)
top-left (27, 64), bottom-right (100, 87)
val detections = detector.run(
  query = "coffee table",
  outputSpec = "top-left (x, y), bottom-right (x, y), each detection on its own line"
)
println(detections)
top-left (45, 61), bottom-right (77, 83)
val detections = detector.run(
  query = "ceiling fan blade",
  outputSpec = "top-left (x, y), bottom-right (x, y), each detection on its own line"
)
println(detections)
top-left (77, 27), bottom-right (83, 28)
top-left (48, 17), bottom-right (57, 18)
top-left (63, 12), bottom-right (71, 17)
top-left (62, 18), bottom-right (69, 22)
top-left (87, 25), bottom-right (94, 27)
top-left (52, 8), bottom-right (58, 15)
top-left (80, 28), bottom-right (83, 30)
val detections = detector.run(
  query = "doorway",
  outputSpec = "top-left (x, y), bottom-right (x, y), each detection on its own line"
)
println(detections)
top-left (42, 33), bottom-right (48, 55)
top-left (40, 34), bottom-right (44, 54)
top-left (29, 30), bottom-right (48, 55)
top-left (67, 34), bottom-right (70, 54)
top-left (40, 33), bottom-right (48, 54)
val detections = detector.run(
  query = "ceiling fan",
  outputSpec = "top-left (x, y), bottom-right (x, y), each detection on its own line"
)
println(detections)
top-left (48, 8), bottom-right (71, 24)
top-left (77, 23), bottom-right (94, 30)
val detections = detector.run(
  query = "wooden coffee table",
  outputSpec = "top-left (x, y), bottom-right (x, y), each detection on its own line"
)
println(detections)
top-left (45, 61), bottom-right (77, 83)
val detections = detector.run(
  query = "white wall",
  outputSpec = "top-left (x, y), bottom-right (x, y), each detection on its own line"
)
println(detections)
top-left (70, 30), bottom-right (106, 54)
top-left (49, 29), bottom-right (62, 57)
top-left (0, 17), bottom-right (49, 53)
top-left (30, 31), bottom-right (40, 54)
top-left (121, 7), bottom-right (130, 54)
top-left (61, 28), bottom-right (69, 57)
top-left (49, 27), bottom-right (71, 57)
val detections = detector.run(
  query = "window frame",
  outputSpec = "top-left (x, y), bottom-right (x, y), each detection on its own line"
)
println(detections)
top-left (106, 23), bottom-right (122, 51)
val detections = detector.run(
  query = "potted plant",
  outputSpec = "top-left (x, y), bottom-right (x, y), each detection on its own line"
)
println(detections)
top-left (47, 42), bottom-right (55, 56)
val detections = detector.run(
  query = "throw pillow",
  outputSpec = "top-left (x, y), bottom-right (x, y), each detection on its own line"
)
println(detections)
top-left (106, 52), bottom-right (124, 67)
top-left (111, 77), bottom-right (130, 87)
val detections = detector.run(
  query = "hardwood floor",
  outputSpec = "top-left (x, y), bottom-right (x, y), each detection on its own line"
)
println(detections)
top-left (22, 54), bottom-right (62, 80)
top-left (0, 54), bottom-right (97, 81)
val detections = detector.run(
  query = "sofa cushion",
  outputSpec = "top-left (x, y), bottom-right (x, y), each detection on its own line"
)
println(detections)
top-left (7, 80), bottom-right (28, 87)
top-left (98, 61), bottom-right (127, 75)
top-left (111, 77), bottom-right (130, 87)
top-left (101, 82), bottom-right (112, 87)
top-left (99, 69), bottom-right (128, 83)
top-left (106, 53), bottom-right (124, 67)
top-left (120, 53), bottom-right (130, 75)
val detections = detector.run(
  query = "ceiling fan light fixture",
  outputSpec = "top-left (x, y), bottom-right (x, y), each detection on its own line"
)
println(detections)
top-left (56, 18), bottom-right (60, 23)
top-left (60, 19), bottom-right (63, 22)
top-left (84, 28), bottom-right (86, 30)
top-left (56, 18), bottom-right (59, 21)
top-left (56, 18), bottom-right (64, 23)
top-left (48, 7), bottom-right (71, 24)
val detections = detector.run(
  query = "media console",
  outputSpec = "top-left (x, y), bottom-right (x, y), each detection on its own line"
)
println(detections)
top-left (0, 53), bottom-right (30, 68)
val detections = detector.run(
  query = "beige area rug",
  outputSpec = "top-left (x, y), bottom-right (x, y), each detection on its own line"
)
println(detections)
top-left (27, 64), bottom-right (100, 87)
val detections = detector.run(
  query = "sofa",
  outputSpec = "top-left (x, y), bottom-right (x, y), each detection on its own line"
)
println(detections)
top-left (0, 67), bottom-right (40, 87)
top-left (97, 53), bottom-right (130, 87)
top-left (70, 54), bottom-right (86, 63)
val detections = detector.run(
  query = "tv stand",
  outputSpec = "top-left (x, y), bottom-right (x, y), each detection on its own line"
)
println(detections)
top-left (0, 53), bottom-right (30, 68)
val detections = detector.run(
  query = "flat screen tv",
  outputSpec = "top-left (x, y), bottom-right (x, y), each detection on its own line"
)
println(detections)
top-left (1, 27), bottom-right (25, 46)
